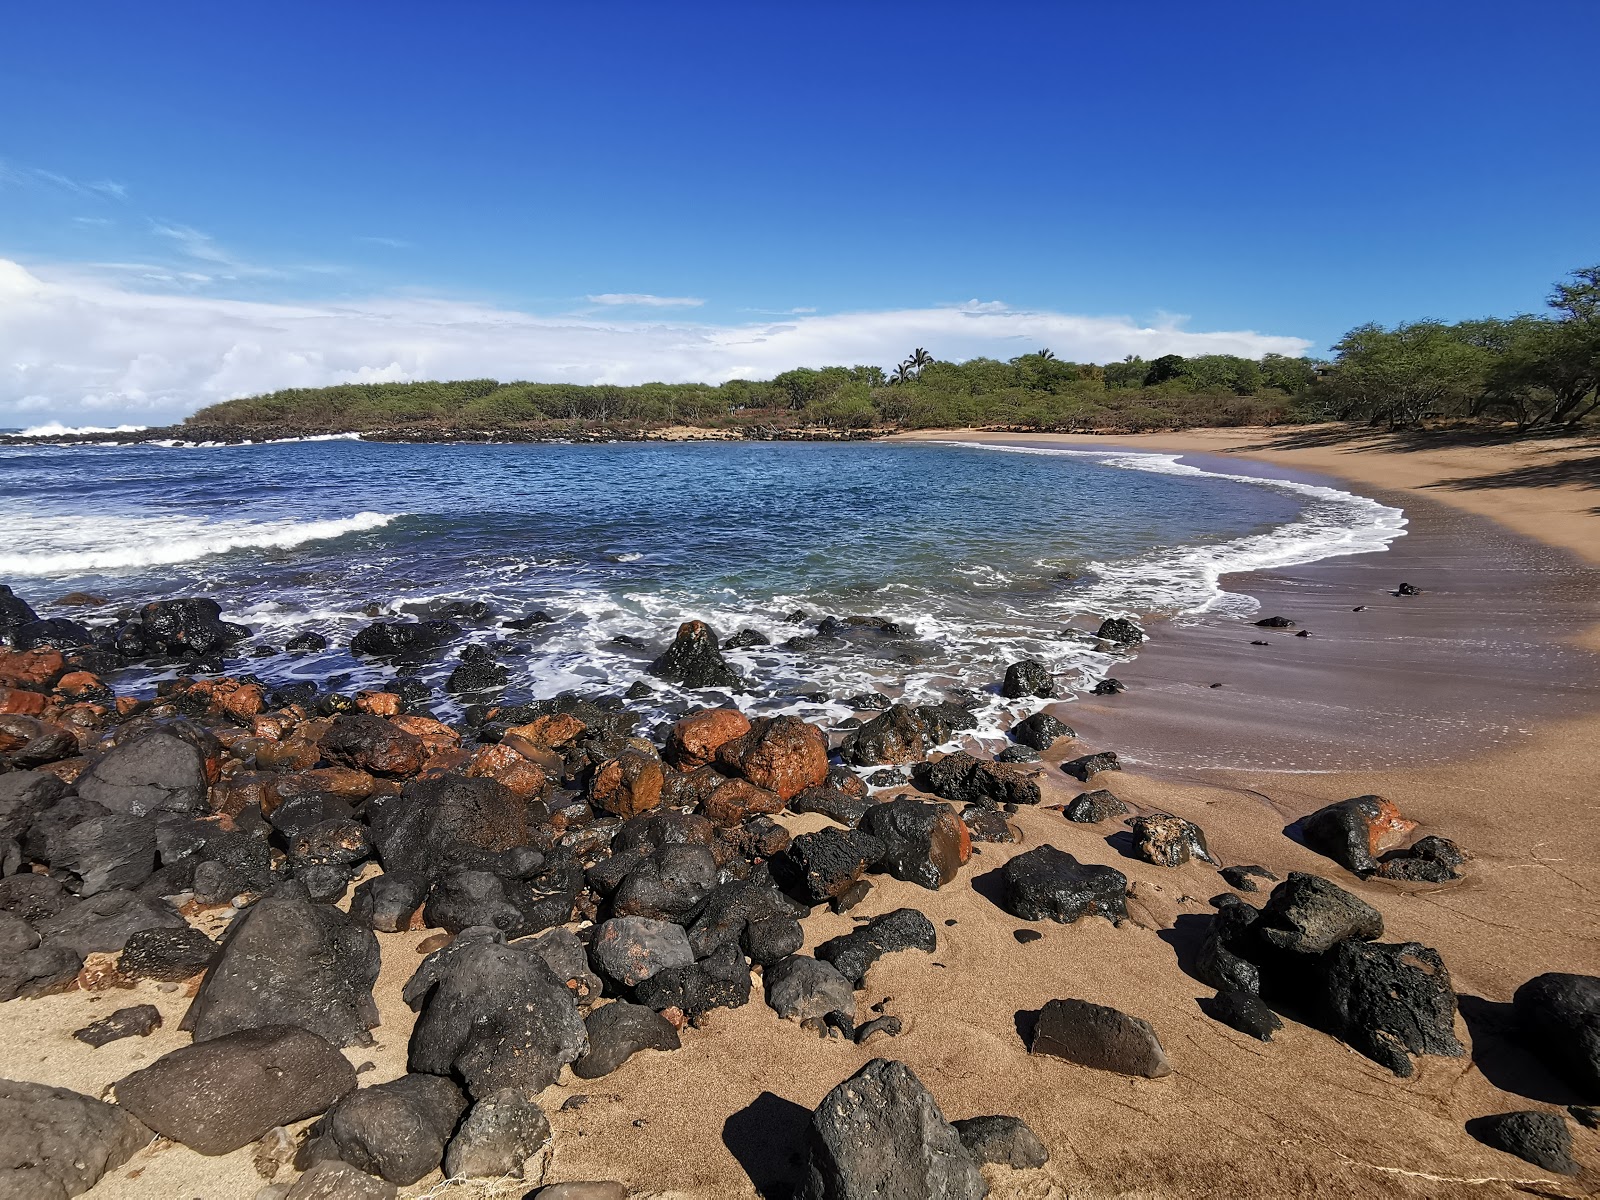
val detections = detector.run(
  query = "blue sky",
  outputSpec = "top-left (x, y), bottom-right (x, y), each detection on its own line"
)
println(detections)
top-left (2, 1), bottom-right (1596, 425)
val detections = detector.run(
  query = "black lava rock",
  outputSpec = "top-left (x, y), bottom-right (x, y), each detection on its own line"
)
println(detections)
top-left (1201, 989), bottom-right (1282, 1041)
top-left (1010, 712), bottom-right (1074, 750)
top-left (1512, 972), bottom-right (1600, 1100)
top-left (1467, 1110), bottom-right (1577, 1175)
top-left (350, 619), bottom-right (462, 658)
top-left (1062, 789), bottom-right (1127, 823)
top-left (1000, 845), bottom-right (1127, 924)
top-left (648, 620), bottom-right (743, 690)
top-left (572, 1001), bottom-right (681, 1078)
top-left (1000, 659), bottom-right (1055, 699)
top-left (814, 907), bottom-right (936, 987)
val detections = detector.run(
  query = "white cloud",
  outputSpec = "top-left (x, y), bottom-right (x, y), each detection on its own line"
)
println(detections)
top-left (0, 161), bottom-right (127, 201)
top-left (357, 235), bottom-right (411, 248)
top-left (584, 293), bottom-right (706, 308)
top-left (0, 257), bottom-right (1312, 426)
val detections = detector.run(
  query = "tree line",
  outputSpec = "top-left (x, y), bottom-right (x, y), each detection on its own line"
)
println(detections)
top-left (190, 265), bottom-right (1598, 434)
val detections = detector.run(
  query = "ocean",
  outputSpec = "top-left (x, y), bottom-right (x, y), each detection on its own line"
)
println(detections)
top-left (0, 437), bottom-right (1406, 742)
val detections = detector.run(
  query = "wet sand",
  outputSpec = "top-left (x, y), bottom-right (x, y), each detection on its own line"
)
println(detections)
top-left (9, 427), bottom-right (1600, 1198)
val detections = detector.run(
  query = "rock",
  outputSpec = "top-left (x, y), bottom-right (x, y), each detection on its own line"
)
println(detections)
top-left (0, 588), bottom-right (40, 643)
top-left (1000, 846), bottom-right (1127, 924)
top-left (686, 877), bottom-right (807, 962)
top-left (350, 620), bottom-right (460, 658)
top-left (12, 618), bottom-right (94, 652)
top-left (992, 745), bottom-right (1038, 764)
top-left (1194, 897), bottom-right (1262, 995)
top-left (664, 708), bottom-right (751, 771)
top-left (304, 1073), bottom-right (467, 1185)
top-left (75, 732), bottom-right (208, 816)
top-left (1319, 940), bottom-right (1463, 1076)
top-left (860, 798), bottom-right (969, 890)
top-left (913, 702), bottom-right (978, 745)
top-left (0, 944), bottom-right (84, 1001)
top-left (1201, 989), bottom-right (1282, 1041)
top-left (287, 819), bottom-right (371, 870)
top-left (649, 620), bottom-right (742, 690)
top-left (1030, 997), bottom-right (1171, 1078)
top-left (0, 871), bottom-right (75, 924)
top-left (1061, 751), bottom-right (1119, 782)
top-left (532, 1185), bottom-right (627, 1200)
top-left (116, 1025), bottom-right (356, 1155)
top-left (815, 908), bottom-right (936, 987)
top-left (368, 773), bottom-right (532, 882)
top-left (590, 917), bottom-right (694, 988)
top-left (842, 704), bottom-right (927, 767)
top-left (319, 714), bottom-right (426, 779)
top-left (0, 1078), bottom-right (150, 1198)
top-left (1512, 973), bottom-right (1600, 1099)
top-left (1062, 789), bottom-right (1127, 823)
top-left (1256, 872), bottom-right (1383, 956)
top-left (1220, 864), bottom-right (1277, 893)
top-left (1300, 795), bottom-right (1418, 876)
top-left (284, 631), bottom-right (329, 653)
top-left (801, 1058), bottom-right (985, 1200)
top-left (1001, 660), bottom-right (1055, 699)
top-left (572, 1001), bottom-right (680, 1078)
top-left (610, 844), bottom-right (719, 922)
top-left (404, 932), bottom-right (587, 1099)
top-left (348, 873), bottom-right (426, 934)
top-left (1010, 712), bottom-right (1073, 750)
top-left (951, 1115), bottom-right (1049, 1169)
top-left (591, 750), bottom-right (666, 818)
top-left (1378, 835), bottom-right (1470, 883)
top-left (766, 955), bottom-right (857, 1024)
top-left (111, 598), bottom-right (249, 659)
top-left (961, 807), bottom-right (1018, 843)
top-left (854, 1015), bottom-right (902, 1045)
top-left (423, 870), bottom-right (528, 936)
top-left (182, 882), bottom-right (380, 1048)
top-left (0, 912), bottom-right (35, 957)
top-left (1130, 813), bottom-right (1217, 868)
top-left (701, 778), bottom-right (785, 826)
top-left (34, 889), bottom-right (185, 956)
top-left (1090, 678), bottom-right (1126, 696)
top-left (1094, 617), bottom-right (1144, 645)
top-left (523, 927), bottom-right (603, 1007)
top-left (45, 813), bottom-right (157, 896)
top-left (1569, 1105), bottom-right (1600, 1129)
top-left (285, 1160), bottom-right (396, 1199)
top-left (73, 1004), bottom-right (162, 1047)
top-left (446, 647), bottom-right (507, 697)
top-left (911, 753), bottom-right (1040, 808)
top-left (633, 940), bottom-right (752, 1016)
top-left (790, 785), bottom-right (874, 828)
top-left (781, 828), bottom-right (886, 904)
top-left (714, 715), bottom-right (828, 801)
top-left (1396, 582), bottom-right (1421, 596)
top-left (444, 1087), bottom-right (553, 1179)
top-left (1467, 1111), bottom-right (1577, 1175)
top-left (1254, 616), bottom-right (1296, 628)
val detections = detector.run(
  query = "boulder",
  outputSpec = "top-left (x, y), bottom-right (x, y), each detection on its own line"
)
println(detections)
top-left (404, 931), bottom-right (587, 1099)
top-left (1319, 939), bottom-right (1463, 1077)
top-left (1010, 712), bottom-right (1073, 750)
top-left (349, 873), bottom-right (426, 934)
top-left (75, 732), bottom-right (207, 816)
top-left (1062, 790), bottom-right (1127, 823)
top-left (714, 716), bottom-right (828, 802)
top-left (1194, 897), bottom-right (1262, 995)
top-left (423, 870), bottom-right (530, 936)
top-left (571, 1001), bottom-right (680, 1078)
top-left (781, 829), bottom-right (887, 904)
top-left (766, 955), bottom-right (857, 1024)
top-left (115, 1025), bottom-right (356, 1155)
top-left (1001, 660), bottom-right (1055, 699)
top-left (686, 877), bottom-right (807, 963)
top-left (182, 881), bottom-right (380, 1048)
top-left (702, 778), bottom-right (785, 826)
top-left (649, 620), bottom-right (742, 690)
top-left (1254, 616), bottom-right (1296, 628)
top-left (112, 598), bottom-right (249, 659)
top-left (591, 750), bottom-right (666, 818)
top-left (815, 908), bottom-right (936, 987)
top-left (1201, 989), bottom-right (1282, 1041)
top-left (532, 1185), bottom-right (627, 1200)
top-left (860, 798), bottom-right (969, 890)
top-left (1129, 813), bottom-right (1217, 868)
top-left (1256, 872), bottom-right (1383, 956)
top-left (12, 618), bottom-right (93, 652)
top-left (801, 1058), bottom-right (986, 1200)
top-left (368, 773), bottom-right (531, 882)
top-left (1467, 1111), bottom-right (1577, 1175)
top-left (34, 889), bottom-right (185, 956)
top-left (951, 1115), bottom-right (1049, 1169)
top-left (1091, 678), bottom-right (1124, 695)
top-left (1300, 795), bottom-right (1418, 876)
top-left (45, 813), bottom-right (157, 896)
top-left (444, 1087), bottom-right (554, 1180)
top-left (0, 1078), bottom-right (150, 1198)
top-left (790, 785), bottom-right (874, 828)
top-left (1000, 846), bottom-right (1127, 924)
top-left (911, 753), bottom-right (1041, 808)
top-left (960, 807), bottom-right (1018, 843)
top-left (665, 708), bottom-right (751, 771)
top-left (590, 916), bottom-right (694, 988)
top-left (285, 1162), bottom-right (396, 1198)
top-left (446, 647), bottom-right (507, 697)
top-left (1512, 973), bottom-right (1600, 1100)
top-left (1061, 751), bottom-right (1119, 782)
top-left (1094, 617), bottom-right (1144, 644)
top-left (610, 844), bottom-right (719, 922)
top-left (633, 941), bottom-right (752, 1016)
top-left (349, 620), bottom-right (461, 658)
top-left (0, 588), bottom-right (40, 643)
top-left (0, 943), bottom-right (83, 1001)
top-left (1029, 997), bottom-right (1171, 1078)
top-left (319, 714), bottom-right (426, 779)
top-left (842, 705), bottom-right (927, 767)
top-left (303, 1073), bottom-right (467, 1185)
top-left (1378, 835), bottom-right (1470, 883)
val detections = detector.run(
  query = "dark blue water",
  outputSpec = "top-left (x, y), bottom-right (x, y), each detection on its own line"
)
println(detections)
top-left (0, 437), bottom-right (1405, 737)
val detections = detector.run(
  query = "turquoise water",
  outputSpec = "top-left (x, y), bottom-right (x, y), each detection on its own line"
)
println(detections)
top-left (0, 438), bottom-right (1405, 734)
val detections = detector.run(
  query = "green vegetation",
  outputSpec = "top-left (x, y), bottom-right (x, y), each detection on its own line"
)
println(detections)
top-left (190, 265), bottom-right (1599, 436)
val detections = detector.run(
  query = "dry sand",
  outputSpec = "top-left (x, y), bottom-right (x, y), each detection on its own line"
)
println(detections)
top-left (8, 426), bottom-right (1599, 1198)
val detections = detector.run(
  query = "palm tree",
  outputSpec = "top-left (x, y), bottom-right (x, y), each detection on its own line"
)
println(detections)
top-left (1036, 348), bottom-right (1056, 360)
top-left (908, 348), bottom-right (934, 370)
top-left (891, 363), bottom-right (914, 385)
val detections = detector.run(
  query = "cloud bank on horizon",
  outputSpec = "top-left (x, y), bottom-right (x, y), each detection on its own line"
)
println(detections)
top-left (0, 258), bottom-right (1312, 427)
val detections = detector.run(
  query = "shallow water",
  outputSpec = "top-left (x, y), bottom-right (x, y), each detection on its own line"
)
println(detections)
top-left (0, 438), bottom-right (1406, 739)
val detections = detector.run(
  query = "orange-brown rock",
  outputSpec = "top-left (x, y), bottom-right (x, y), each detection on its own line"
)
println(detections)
top-left (713, 715), bottom-right (828, 802)
top-left (702, 777), bottom-right (785, 826)
top-left (115, 696), bottom-right (142, 717)
top-left (320, 713), bottom-right (428, 778)
top-left (417, 746), bottom-right (473, 780)
top-left (0, 648), bottom-right (66, 690)
top-left (465, 743), bottom-right (550, 801)
top-left (213, 771), bottom-right (276, 818)
top-left (503, 712), bottom-right (587, 752)
top-left (55, 592), bottom-right (108, 607)
top-left (592, 749), bottom-right (667, 818)
top-left (355, 690), bottom-right (402, 716)
top-left (1301, 794), bottom-right (1421, 876)
top-left (54, 671), bottom-right (111, 702)
top-left (389, 715), bottom-right (461, 755)
top-left (270, 766), bottom-right (378, 807)
top-left (0, 686), bottom-right (48, 716)
top-left (665, 708), bottom-right (751, 772)
top-left (216, 682), bottom-right (265, 719)
top-left (254, 736), bottom-right (322, 773)
top-left (251, 714), bottom-right (288, 741)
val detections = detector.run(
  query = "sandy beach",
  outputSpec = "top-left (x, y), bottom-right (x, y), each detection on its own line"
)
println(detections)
top-left (5, 426), bottom-right (1598, 1199)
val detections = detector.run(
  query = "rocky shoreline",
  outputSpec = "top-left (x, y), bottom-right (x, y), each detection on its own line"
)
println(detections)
top-left (1, 583), bottom-right (1597, 1197)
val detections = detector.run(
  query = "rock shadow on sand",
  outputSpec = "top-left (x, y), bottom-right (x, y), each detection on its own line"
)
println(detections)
top-left (723, 1090), bottom-right (812, 1198)
top-left (1456, 995), bottom-right (1588, 1106)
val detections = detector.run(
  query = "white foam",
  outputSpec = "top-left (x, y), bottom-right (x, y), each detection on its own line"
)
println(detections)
top-left (18, 422), bottom-right (149, 437)
top-left (0, 511), bottom-right (403, 576)
top-left (938, 441), bottom-right (1407, 616)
